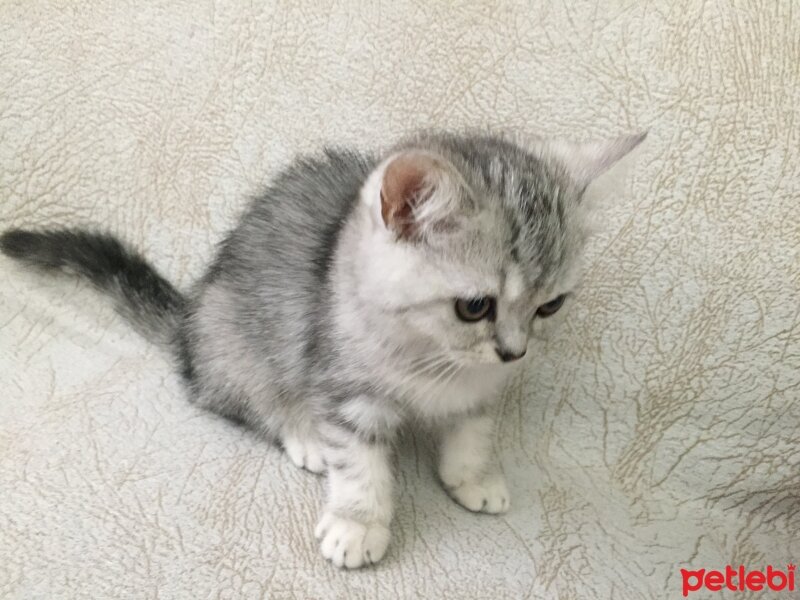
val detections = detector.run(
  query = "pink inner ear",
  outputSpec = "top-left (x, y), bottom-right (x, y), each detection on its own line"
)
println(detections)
top-left (380, 154), bottom-right (436, 237)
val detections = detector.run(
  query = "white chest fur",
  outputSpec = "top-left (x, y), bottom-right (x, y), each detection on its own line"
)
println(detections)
top-left (400, 362), bottom-right (513, 420)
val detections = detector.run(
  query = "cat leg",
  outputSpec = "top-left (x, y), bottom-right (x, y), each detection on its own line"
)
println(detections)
top-left (437, 412), bottom-right (509, 514)
top-left (280, 414), bottom-right (326, 475)
top-left (314, 412), bottom-right (396, 569)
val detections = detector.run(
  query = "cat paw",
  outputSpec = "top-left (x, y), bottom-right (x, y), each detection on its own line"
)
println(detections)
top-left (444, 473), bottom-right (510, 514)
top-left (282, 432), bottom-right (326, 474)
top-left (314, 512), bottom-right (390, 568)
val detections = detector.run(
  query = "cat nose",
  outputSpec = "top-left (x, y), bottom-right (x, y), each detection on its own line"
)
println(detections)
top-left (495, 347), bottom-right (526, 363)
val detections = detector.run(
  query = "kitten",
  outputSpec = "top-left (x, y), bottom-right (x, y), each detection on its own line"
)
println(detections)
top-left (1, 130), bottom-right (644, 568)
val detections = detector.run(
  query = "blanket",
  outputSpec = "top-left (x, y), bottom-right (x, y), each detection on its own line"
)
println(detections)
top-left (1, 2), bottom-right (798, 598)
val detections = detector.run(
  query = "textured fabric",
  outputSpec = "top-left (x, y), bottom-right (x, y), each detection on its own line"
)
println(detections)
top-left (1, 2), bottom-right (798, 598)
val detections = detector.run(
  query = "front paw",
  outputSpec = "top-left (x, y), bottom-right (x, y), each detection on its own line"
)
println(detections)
top-left (314, 512), bottom-right (390, 568)
top-left (444, 472), bottom-right (510, 514)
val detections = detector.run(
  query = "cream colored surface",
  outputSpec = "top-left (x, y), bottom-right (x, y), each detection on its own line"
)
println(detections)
top-left (1, 2), bottom-right (798, 599)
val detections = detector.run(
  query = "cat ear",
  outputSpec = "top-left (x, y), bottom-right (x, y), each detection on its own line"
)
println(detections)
top-left (544, 132), bottom-right (647, 189)
top-left (380, 152), bottom-right (460, 240)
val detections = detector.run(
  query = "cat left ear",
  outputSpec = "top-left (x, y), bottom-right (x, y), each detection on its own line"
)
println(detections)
top-left (547, 132), bottom-right (647, 189)
top-left (380, 152), bottom-right (459, 240)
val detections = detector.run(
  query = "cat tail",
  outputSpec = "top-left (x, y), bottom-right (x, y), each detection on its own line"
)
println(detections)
top-left (0, 228), bottom-right (185, 346)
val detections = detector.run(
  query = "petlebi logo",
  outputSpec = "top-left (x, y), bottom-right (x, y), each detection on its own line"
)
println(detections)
top-left (681, 564), bottom-right (796, 596)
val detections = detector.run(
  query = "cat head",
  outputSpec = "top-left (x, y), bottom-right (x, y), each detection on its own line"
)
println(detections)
top-left (351, 131), bottom-right (645, 367)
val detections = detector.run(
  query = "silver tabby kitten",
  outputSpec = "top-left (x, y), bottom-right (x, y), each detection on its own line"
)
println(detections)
top-left (1, 130), bottom-right (644, 568)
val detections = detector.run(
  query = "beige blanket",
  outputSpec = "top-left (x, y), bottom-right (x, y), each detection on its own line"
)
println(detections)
top-left (2, 2), bottom-right (798, 598)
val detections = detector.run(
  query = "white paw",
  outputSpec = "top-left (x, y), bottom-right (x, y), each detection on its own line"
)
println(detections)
top-left (445, 472), bottom-right (510, 514)
top-left (314, 512), bottom-right (390, 568)
top-left (282, 432), bottom-right (326, 474)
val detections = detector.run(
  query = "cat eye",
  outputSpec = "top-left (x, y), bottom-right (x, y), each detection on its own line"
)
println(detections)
top-left (536, 294), bottom-right (567, 318)
top-left (455, 297), bottom-right (494, 322)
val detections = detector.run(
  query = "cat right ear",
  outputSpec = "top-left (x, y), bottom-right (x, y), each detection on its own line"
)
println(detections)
top-left (541, 132), bottom-right (648, 190)
top-left (379, 152), bottom-right (460, 240)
